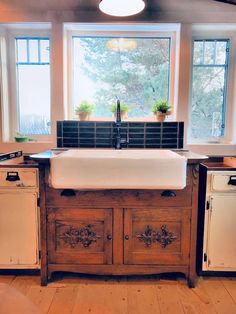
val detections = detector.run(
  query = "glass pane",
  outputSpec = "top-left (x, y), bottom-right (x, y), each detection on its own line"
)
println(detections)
top-left (28, 40), bottom-right (38, 63)
top-left (40, 39), bottom-right (50, 63)
top-left (17, 65), bottom-right (51, 135)
top-left (190, 66), bottom-right (225, 140)
top-left (193, 41), bottom-right (203, 65)
top-left (73, 37), bottom-right (170, 118)
top-left (216, 41), bottom-right (227, 64)
top-left (16, 39), bottom-right (27, 63)
top-left (204, 41), bottom-right (215, 65)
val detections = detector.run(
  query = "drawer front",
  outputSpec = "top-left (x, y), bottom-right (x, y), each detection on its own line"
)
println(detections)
top-left (46, 186), bottom-right (192, 208)
top-left (211, 173), bottom-right (236, 192)
top-left (0, 168), bottom-right (38, 188)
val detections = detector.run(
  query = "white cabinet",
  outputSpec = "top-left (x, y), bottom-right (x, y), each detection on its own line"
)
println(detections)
top-left (203, 171), bottom-right (236, 271)
top-left (0, 168), bottom-right (39, 269)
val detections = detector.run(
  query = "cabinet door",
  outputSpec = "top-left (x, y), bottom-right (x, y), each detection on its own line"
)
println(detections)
top-left (47, 207), bottom-right (113, 265)
top-left (0, 192), bottom-right (38, 267)
top-left (124, 207), bottom-right (190, 265)
top-left (206, 195), bottom-right (236, 270)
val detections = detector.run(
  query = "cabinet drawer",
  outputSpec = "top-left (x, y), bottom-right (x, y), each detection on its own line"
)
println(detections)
top-left (46, 186), bottom-right (192, 207)
top-left (0, 168), bottom-right (38, 188)
top-left (211, 173), bottom-right (236, 192)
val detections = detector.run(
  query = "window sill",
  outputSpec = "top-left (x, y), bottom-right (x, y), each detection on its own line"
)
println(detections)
top-left (71, 116), bottom-right (175, 122)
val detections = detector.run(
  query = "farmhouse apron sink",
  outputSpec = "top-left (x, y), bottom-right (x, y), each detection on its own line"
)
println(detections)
top-left (50, 149), bottom-right (187, 190)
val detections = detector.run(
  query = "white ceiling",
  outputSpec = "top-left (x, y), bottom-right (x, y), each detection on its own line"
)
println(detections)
top-left (0, 0), bottom-right (235, 12)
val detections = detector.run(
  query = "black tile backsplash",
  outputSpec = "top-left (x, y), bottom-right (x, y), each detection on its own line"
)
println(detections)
top-left (57, 121), bottom-right (184, 149)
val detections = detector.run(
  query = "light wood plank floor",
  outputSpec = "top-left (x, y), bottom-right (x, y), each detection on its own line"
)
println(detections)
top-left (0, 274), bottom-right (236, 314)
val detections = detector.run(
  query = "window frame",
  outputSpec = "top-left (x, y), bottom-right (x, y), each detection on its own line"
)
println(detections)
top-left (66, 24), bottom-right (178, 121)
top-left (6, 29), bottom-right (52, 141)
top-left (189, 38), bottom-right (230, 143)
top-left (188, 28), bottom-right (236, 145)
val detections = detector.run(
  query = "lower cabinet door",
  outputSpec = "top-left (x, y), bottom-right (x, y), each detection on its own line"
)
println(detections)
top-left (124, 207), bottom-right (190, 265)
top-left (47, 207), bottom-right (113, 265)
top-left (0, 192), bottom-right (38, 267)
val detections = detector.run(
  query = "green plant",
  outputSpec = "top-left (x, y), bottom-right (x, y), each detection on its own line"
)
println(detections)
top-left (75, 100), bottom-right (94, 113)
top-left (152, 100), bottom-right (171, 114)
top-left (14, 133), bottom-right (29, 142)
top-left (110, 103), bottom-right (129, 113)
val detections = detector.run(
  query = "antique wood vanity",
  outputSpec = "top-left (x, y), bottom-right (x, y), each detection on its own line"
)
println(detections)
top-left (32, 150), bottom-right (206, 287)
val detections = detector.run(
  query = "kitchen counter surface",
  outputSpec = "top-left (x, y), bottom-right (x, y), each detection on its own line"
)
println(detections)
top-left (200, 161), bottom-right (236, 171)
top-left (30, 149), bottom-right (208, 164)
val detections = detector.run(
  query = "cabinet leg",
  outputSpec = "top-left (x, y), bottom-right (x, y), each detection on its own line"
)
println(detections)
top-left (40, 275), bottom-right (47, 286)
top-left (40, 268), bottom-right (48, 286)
top-left (187, 276), bottom-right (197, 288)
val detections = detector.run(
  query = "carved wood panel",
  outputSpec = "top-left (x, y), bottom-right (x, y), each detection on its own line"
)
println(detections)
top-left (47, 207), bottom-right (113, 265)
top-left (57, 224), bottom-right (101, 248)
top-left (124, 207), bottom-right (190, 265)
top-left (136, 225), bottom-right (177, 248)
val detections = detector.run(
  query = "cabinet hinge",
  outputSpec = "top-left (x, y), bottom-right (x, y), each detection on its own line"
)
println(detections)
top-left (204, 253), bottom-right (207, 262)
top-left (37, 197), bottom-right (40, 207)
top-left (39, 250), bottom-right (41, 260)
top-left (206, 201), bottom-right (210, 210)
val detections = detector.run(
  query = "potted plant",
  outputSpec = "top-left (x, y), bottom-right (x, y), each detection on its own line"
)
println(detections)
top-left (14, 133), bottom-right (29, 142)
top-left (110, 103), bottom-right (129, 120)
top-left (75, 101), bottom-right (94, 121)
top-left (152, 100), bottom-right (171, 122)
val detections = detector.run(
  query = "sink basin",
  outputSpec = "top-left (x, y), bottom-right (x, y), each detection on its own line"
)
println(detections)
top-left (50, 149), bottom-right (187, 190)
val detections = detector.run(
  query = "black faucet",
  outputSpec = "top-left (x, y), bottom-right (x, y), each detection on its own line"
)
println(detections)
top-left (115, 99), bottom-right (129, 149)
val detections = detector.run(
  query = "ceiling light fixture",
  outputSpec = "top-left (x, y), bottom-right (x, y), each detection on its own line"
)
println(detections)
top-left (99, 0), bottom-right (145, 17)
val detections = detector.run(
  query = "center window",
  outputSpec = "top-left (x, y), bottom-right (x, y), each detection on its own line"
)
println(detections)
top-left (72, 36), bottom-right (171, 119)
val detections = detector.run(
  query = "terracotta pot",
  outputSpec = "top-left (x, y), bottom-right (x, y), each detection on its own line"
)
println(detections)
top-left (77, 112), bottom-right (91, 121)
top-left (155, 112), bottom-right (166, 122)
top-left (114, 111), bottom-right (127, 120)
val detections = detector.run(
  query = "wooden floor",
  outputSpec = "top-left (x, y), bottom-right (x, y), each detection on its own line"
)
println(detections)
top-left (0, 274), bottom-right (236, 314)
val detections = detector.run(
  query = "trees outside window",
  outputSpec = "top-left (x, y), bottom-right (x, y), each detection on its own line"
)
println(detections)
top-left (72, 36), bottom-right (170, 118)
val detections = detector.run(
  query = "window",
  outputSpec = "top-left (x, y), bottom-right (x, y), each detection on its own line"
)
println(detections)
top-left (71, 35), bottom-right (172, 119)
top-left (189, 39), bottom-right (230, 142)
top-left (15, 37), bottom-right (51, 135)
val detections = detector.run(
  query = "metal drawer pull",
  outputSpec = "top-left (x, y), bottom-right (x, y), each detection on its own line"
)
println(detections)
top-left (161, 190), bottom-right (176, 197)
top-left (107, 235), bottom-right (112, 240)
top-left (60, 189), bottom-right (76, 197)
top-left (124, 235), bottom-right (129, 240)
top-left (6, 171), bottom-right (20, 182)
top-left (228, 176), bottom-right (236, 186)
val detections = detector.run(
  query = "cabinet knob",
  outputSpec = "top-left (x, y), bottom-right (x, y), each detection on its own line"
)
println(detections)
top-left (124, 235), bottom-right (129, 240)
top-left (107, 235), bottom-right (112, 240)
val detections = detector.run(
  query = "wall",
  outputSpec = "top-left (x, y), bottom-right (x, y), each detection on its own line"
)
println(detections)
top-left (0, 0), bottom-right (236, 155)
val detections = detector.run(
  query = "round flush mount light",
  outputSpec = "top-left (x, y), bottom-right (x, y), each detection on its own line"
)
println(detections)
top-left (99, 0), bottom-right (145, 17)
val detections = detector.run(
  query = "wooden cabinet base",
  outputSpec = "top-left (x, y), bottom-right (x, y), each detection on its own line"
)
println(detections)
top-left (39, 164), bottom-right (199, 288)
top-left (45, 264), bottom-right (196, 288)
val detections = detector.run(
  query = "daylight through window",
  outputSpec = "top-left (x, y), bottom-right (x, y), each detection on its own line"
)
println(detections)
top-left (190, 39), bottom-right (229, 142)
top-left (73, 36), bottom-right (170, 118)
top-left (16, 37), bottom-right (51, 135)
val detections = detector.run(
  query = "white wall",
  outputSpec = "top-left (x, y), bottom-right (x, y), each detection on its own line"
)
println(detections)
top-left (0, 0), bottom-right (236, 155)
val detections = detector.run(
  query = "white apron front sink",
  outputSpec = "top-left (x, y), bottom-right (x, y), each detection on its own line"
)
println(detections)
top-left (50, 149), bottom-right (187, 190)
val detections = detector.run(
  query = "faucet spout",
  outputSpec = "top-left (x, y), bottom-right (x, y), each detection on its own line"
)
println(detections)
top-left (115, 99), bottom-right (129, 149)
top-left (116, 99), bottom-right (121, 123)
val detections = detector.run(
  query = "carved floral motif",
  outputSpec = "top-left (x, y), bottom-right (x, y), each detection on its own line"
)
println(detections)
top-left (136, 225), bottom-right (177, 248)
top-left (59, 224), bottom-right (100, 248)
